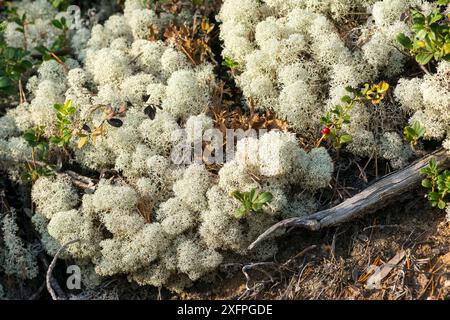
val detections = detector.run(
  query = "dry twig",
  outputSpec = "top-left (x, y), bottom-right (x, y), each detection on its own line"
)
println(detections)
top-left (46, 239), bottom-right (80, 300)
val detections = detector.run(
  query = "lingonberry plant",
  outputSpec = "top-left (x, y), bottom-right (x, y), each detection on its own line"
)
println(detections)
top-left (421, 158), bottom-right (450, 210)
top-left (397, 7), bottom-right (450, 66)
top-left (50, 99), bottom-right (76, 148)
top-left (0, 14), bottom-right (32, 99)
top-left (22, 100), bottom-right (77, 182)
top-left (319, 82), bottom-right (389, 151)
top-left (34, 15), bottom-right (71, 64)
top-left (22, 126), bottom-right (54, 183)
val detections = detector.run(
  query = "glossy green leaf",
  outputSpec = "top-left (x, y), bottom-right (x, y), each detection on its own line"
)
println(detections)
top-left (397, 33), bottom-right (413, 49)
top-left (415, 52), bottom-right (433, 65)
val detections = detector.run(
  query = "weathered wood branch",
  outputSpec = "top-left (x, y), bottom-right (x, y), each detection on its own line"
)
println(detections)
top-left (249, 148), bottom-right (450, 250)
top-left (65, 170), bottom-right (97, 192)
top-left (46, 239), bottom-right (80, 300)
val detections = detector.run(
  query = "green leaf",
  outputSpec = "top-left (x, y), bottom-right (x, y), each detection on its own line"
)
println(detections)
top-left (20, 60), bottom-right (33, 69)
top-left (438, 200), bottom-right (446, 210)
top-left (66, 106), bottom-right (76, 114)
top-left (249, 188), bottom-right (258, 203)
top-left (222, 56), bottom-right (239, 69)
top-left (53, 103), bottom-right (63, 112)
top-left (231, 191), bottom-right (244, 202)
top-left (4, 47), bottom-right (17, 60)
top-left (252, 202), bottom-right (263, 213)
top-left (51, 19), bottom-right (63, 29)
top-left (412, 121), bottom-right (425, 137)
top-left (341, 95), bottom-right (352, 104)
top-left (339, 133), bottom-right (353, 145)
top-left (415, 52), bottom-right (433, 65)
top-left (430, 12), bottom-right (444, 25)
top-left (35, 45), bottom-right (49, 55)
top-left (0, 76), bottom-right (13, 89)
top-left (421, 179), bottom-right (432, 189)
top-left (50, 136), bottom-right (62, 144)
top-left (23, 132), bottom-right (36, 144)
top-left (344, 86), bottom-right (355, 93)
top-left (416, 29), bottom-right (428, 40)
top-left (235, 206), bottom-right (247, 219)
top-left (397, 33), bottom-right (413, 49)
top-left (429, 159), bottom-right (437, 170)
top-left (256, 192), bottom-right (273, 204)
top-left (428, 192), bottom-right (440, 201)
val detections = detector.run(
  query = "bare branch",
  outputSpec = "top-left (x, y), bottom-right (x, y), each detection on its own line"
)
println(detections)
top-left (249, 148), bottom-right (450, 250)
top-left (46, 239), bottom-right (80, 300)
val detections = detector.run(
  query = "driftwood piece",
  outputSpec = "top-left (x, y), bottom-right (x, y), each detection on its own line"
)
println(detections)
top-left (249, 148), bottom-right (450, 250)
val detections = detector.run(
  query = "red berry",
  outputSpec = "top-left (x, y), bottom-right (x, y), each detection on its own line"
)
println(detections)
top-left (322, 127), bottom-right (330, 135)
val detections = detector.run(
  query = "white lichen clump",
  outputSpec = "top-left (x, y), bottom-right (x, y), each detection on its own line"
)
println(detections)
top-left (3, 0), bottom-right (90, 58)
top-left (1, 210), bottom-right (39, 280)
top-left (0, 0), bottom-right (337, 292)
top-left (395, 61), bottom-right (450, 143)
top-left (217, 0), bottom-right (432, 167)
top-left (9, 0), bottom-right (440, 294)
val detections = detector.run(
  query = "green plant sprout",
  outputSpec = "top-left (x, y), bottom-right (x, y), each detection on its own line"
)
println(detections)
top-left (231, 188), bottom-right (273, 219)
top-left (397, 8), bottom-right (450, 66)
top-left (50, 99), bottom-right (76, 148)
top-left (319, 81), bottom-right (389, 151)
top-left (22, 100), bottom-right (76, 182)
top-left (22, 126), bottom-right (54, 183)
top-left (403, 121), bottom-right (425, 147)
top-left (421, 158), bottom-right (450, 210)
top-left (222, 56), bottom-right (239, 69)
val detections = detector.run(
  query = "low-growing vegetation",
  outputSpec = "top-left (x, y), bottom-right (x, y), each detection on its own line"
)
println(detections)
top-left (0, 0), bottom-right (449, 301)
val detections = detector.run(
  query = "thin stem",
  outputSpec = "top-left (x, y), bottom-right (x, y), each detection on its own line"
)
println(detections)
top-left (419, 64), bottom-right (431, 76)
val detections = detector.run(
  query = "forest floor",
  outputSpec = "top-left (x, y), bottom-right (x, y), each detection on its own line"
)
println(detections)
top-left (180, 191), bottom-right (450, 300)
top-left (2, 165), bottom-right (449, 300)
top-left (1, 0), bottom-right (449, 301)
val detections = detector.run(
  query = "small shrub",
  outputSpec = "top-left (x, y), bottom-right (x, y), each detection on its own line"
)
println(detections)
top-left (421, 158), bottom-right (450, 209)
top-left (22, 126), bottom-right (54, 182)
top-left (403, 121), bottom-right (425, 147)
top-left (319, 82), bottom-right (389, 151)
top-left (50, 99), bottom-right (76, 148)
top-left (397, 8), bottom-right (450, 65)
top-left (231, 188), bottom-right (273, 219)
